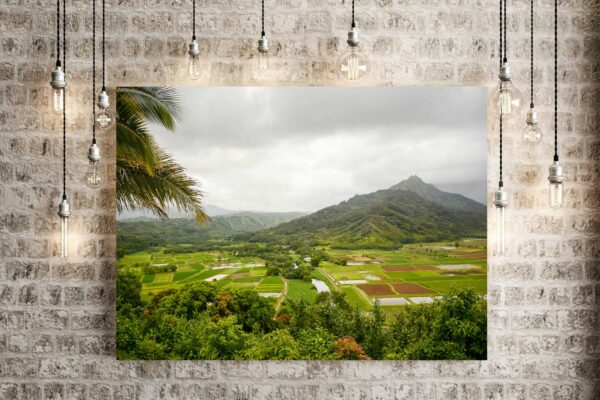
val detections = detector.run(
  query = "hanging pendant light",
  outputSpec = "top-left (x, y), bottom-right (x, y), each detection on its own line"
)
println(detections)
top-left (490, 0), bottom-right (523, 120)
top-left (187, 0), bottom-right (200, 80)
top-left (256, 0), bottom-right (269, 70)
top-left (50, 0), bottom-right (65, 115)
top-left (86, 0), bottom-right (102, 188)
top-left (339, 0), bottom-right (370, 81)
top-left (522, 0), bottom-right (543, 143)
top-left (95, 0), bottom-right (113, 130)
top-left (57, 0), bottom-right (70, 258)
top-left (493, 0), bottom-right (508, 256)
top-left (548, 0), bottom-right (563, 208)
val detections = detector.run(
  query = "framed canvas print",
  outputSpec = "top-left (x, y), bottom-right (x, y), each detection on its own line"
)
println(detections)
top-left (116, 87), bottom-right (487, 360)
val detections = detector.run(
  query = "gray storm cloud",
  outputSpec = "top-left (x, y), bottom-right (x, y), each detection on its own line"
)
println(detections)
top-left (145, 87), bottom-right (486, 213)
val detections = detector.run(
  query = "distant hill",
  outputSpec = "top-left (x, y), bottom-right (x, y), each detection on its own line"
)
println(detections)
top-left (241, 176), bottom-right (486, 246)
top-left (117, 204), bottom-right (235, 220)
top-left (117, 211), bottom-right (305, 252)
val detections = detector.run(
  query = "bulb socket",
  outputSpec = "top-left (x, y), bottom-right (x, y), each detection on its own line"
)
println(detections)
top-left (188, 40), bottom-right (199, 56)
top-left (548, 161), bottom-right (564, 184)
top-left (58, 198), bottom-right (71, 218)
top-left (526, 108), bottom-right (538, 125)
top-left (97, 90), bottom-right (109, 109)
top-left (347, 27), bottom-right (359, 47)
top-left (257, 36), bottom-right (269, 53)
top-left (499, 64), bottom-right (511, 81)
top-left (88, 143), bottom-right (101, 162)
top-left (50, 66), bottom-right (66, 89)
top-left (494, 187), bottom-right (508, 208)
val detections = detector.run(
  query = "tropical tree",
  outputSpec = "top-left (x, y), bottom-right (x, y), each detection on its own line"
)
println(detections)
top-left (116, 87), bottom-right (206, 222)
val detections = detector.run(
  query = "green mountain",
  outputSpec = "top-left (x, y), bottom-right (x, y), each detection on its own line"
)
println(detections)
top-left (241, 177), bottom-right (486, 246)
top-left (117, 211), bottom-right (305, 252)
top-left (389, 175), bottom-right (486, 214)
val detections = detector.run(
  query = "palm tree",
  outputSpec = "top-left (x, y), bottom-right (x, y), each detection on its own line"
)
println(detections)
top-left (116, 87), bottom-right (206, 223)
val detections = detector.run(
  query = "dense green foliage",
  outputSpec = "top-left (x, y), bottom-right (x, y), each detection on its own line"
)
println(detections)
top-left (116, 267), bottom-right (486, 360)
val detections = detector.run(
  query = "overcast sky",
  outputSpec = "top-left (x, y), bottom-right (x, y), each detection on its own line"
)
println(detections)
top-left (148, 87), bottom-right (486, 214)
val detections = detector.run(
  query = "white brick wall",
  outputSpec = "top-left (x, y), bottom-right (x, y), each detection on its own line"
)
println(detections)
top-left (0, 0), bottom-right (599, 398)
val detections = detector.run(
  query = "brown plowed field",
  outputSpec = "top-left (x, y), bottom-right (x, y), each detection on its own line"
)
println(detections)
top-left (383, 266), bottom-right (438, 272)
top-left (357, 284), bottom-right (395, 296)
top-left (392, 283), bottom-right (435, 294)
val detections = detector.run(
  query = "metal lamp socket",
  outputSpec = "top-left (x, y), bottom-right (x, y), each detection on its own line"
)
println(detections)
top-left (257, 36), bottom-right (269, 53)
top-left (97, 90), bottom-right (109, 109)
top-left (494, 188), bottom-right (508, 208)
top-left (526, 109), bottom-right (538, 125)
top-left (50, 66), bottom-right (66, 89)
top-left (548, 161), bottom-right (564, 184)
top-left (188, 40), bottom-right (199, 56)
top-left (347, 27), bottom-right (359, 47)
top-left (499, 64), bottom-right (511, 81)
top-left (58, 198), bottom-right (71, 218)
top-left (88, 143), bottom-right (101, 162)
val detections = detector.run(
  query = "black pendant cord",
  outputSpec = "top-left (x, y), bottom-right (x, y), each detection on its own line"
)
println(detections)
top-left (351, 0), bottom-right (355, 28)
top-left (261, 0), bottom-right (265, 36)
top-left (503, 0), bottom-right (507, 63)
top-left (62, 1), bottom-right (66, 199)
top-left (92, 0), bottom-right (96, 143)
top-left (192, 0), bottom-right (196, 40)
top-left (530, 0), bottom-right (534, 108)
top-left (56, 0), bottom-right (61, 66)
top-left (62, 0), bottom-right (65, 71)
top-left (499, 0), bottom-right (502, 68)
top-left (554, 0), bottom-right (558, 161)
top-left (102, 0), bottom-right (106, 91)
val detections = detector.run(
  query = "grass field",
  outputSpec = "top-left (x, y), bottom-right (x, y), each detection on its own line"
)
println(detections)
top-left (118, 240), bottom-right (487, 309)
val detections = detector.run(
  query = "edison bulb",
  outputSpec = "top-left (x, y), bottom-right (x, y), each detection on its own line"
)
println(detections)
top-left (85, 142), bottom-right (102, 189)
top-left (340, 46), bottom-right (369, 81)
top-left (188, 39), bottom-right (200, 80)
top-left (51, 87), bottom-right (64, 115)
top-left (491, 79), bottom-right (524, 120)
top-left (85, 160), bottom-right (103, 188)
top-left (188, 53), bottom-right (200, 80)
top-left (95, 108), bottom-right (114, 130)
top-left (258, 51), bottom-right (269, 70)
top-left (548, 161), bottom-right (564, 208)
top-left (493, 187), bottom-right (508, 256)
top-left (522, 123), bottom-right (543, 143)
top-left (58, 197), bottom-right (70, 258)
top-left (50, 65), bottom-right (66, 115)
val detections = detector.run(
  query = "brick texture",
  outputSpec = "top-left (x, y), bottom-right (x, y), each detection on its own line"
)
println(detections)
top-left (0, 0), bottom-right (599, 399)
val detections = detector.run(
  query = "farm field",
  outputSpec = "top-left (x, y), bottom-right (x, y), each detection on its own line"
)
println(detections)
top-left (117, 240), bottom-right (487, 309)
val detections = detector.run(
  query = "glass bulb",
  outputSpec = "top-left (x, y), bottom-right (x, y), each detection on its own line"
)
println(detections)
top-left (491, 79), bottom-right (524, 120)
top-left (95, 108), bottom-right (114, 130)
top-left (51, 87), bottom-right (64, 115)
top-left (188, 54), bottom-right (200, 80)
top-left (258, 51), bottom-right (269, 70)
top-left (60, 216), bottom-right (68, 258)
top-left (495, 205), bottom-right (506, 255)
top-left (339, 46), bottom-right (369, 81)
top-left (522, 122), bottom-right (543, 143)
top-left (85, 160), bottom-right (103, 188)
top-left (549, 182), bottom-right (564, 208)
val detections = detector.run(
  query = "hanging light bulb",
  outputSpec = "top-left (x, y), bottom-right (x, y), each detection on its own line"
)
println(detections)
top-left (95, 89), bottom-right (114, 129)
top-left (188, 39), bottom-right (200, 80)
top-left (257, 35), bottom-right (269, 70)
top-left (490, 64), bottom-right (524, 120)
top-left (187, 0), bottom-right (200, 80)
top-left (50, 64), bottom-right (66, 115)
top-left (522, 108), bottom-right (543, 143)
top-left (548, 160), bottom-right (564, 208)
top-left (85, 141), bottom-right (102, 188)
top-left (58, 196), bottom-right (70, 258)
top-left (494, 186), bottom-right (508, 255)
top-left (339, 0), bottom-right (369, 81)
